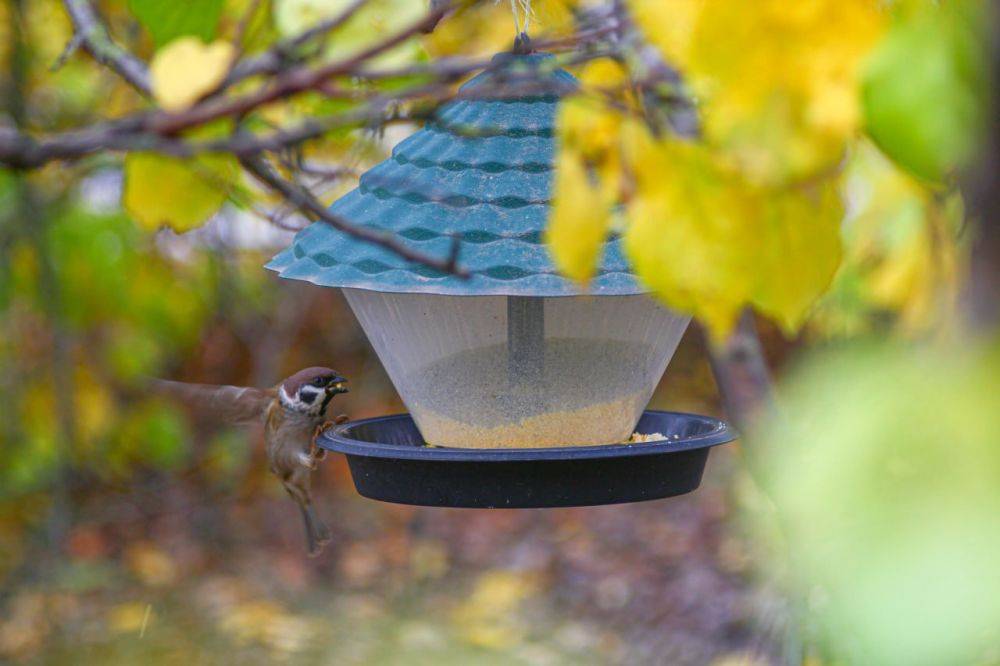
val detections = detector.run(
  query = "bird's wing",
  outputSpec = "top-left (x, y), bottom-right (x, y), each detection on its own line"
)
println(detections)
top-left (148, 378), bottom-right (276, 425)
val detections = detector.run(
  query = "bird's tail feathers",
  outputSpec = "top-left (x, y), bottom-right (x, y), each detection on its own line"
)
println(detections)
top-left (300, 503), bottom-right (332, 557)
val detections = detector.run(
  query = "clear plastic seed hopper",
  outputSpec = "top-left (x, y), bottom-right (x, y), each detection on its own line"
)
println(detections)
top-left (345, 291), bottom-right (688, 448)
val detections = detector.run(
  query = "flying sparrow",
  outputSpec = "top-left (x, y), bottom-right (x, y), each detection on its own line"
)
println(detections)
top-left (151, 367), bottom-right (349, 556)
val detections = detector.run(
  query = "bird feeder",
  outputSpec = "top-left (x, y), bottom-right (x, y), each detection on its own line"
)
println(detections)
top-left (267, 53), bottom-right (735, 507)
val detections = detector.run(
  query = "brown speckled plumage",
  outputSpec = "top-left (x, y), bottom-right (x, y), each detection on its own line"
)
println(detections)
top-left (150, 367), bottom-right (348, 556)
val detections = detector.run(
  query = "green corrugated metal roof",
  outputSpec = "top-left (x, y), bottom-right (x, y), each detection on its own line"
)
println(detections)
top-left (266, 52), bottom-right (645, 296)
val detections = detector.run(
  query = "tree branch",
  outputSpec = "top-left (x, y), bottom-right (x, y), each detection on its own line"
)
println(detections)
top-left (239, 155), bottom-right (468, 277)
top-left (62, 0), bottom-right (151, 95)
top-left (3, 1), bottom-right (625, 279)
top-left (0, 64), bottom-right (583, 167)
top-left (705, 310), bottom-right (777, 436)
top-left (151, 2), bottom-right (453, 135)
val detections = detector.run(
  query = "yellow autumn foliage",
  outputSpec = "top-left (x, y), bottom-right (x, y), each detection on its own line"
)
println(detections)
top-left (811, 141), bottom-right (964, 337)
top-left (546, 149), bottom-right (613, 282)
top-left (631, 0), bottom-right (886, 184)
top-left (549, 0), bottom-right (892, 337)
top-left (426, 0), bottom-right (579, 57)
top-left (149, 37), bottom-right (236, 112)
top-left (123, 153), bottom-right (237, 232)
top-left (624, 134), bottom-right (761, 337)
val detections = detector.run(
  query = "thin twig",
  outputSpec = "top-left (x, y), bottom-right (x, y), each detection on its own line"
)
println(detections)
top-left (705, 310), bottom-right (777, 436)
top-left (224, 0), bottom-right (371, 87)
top-left (231, 0), bottom-right (265, 57)
top-left (0, 66), bottom-right (584, 167)
top-left (151, 1), bottom-right (452, 135)
top-left (3, 6), bottom-right (620, 168)
top-left (240, 155), bottom-right (468, 277)
top-left (62, 0), bottom-right (151, 95)
top-left (51, 33), bottom-right (85, 71)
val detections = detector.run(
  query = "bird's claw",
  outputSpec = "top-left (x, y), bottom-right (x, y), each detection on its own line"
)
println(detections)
top-left (309, 426), bottom-right (328, 467)
top-left (307, 416), bottom-right (349, 468)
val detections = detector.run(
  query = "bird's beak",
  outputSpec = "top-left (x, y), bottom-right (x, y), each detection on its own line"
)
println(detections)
top-left (327, 377), bottom-right (349, 394)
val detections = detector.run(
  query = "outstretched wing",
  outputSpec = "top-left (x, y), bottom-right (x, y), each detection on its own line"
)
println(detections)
top-left (148, 378), bottom-right (276, 426)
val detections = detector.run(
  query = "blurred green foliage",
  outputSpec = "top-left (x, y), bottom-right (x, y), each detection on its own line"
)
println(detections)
top-left (127, 0), bottom-right (226, 47)
top-left (862, 0), bottom-right (988, 183)
top-left (754, 339), bottom-right (1000, 664)
top-left (0, 175), bottom-right (216, 494)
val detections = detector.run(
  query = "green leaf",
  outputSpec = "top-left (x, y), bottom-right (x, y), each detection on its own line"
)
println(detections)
top-left (862, 0), bottom-right (987, 182)
top-left (754, 340), bottom-right (1000, 664)
top-left (123, 153), bottom-right (237, 232)
top-left (128, 0), bottom-right (226, 47)
top-left (274, 0), bottom-right (425, 67)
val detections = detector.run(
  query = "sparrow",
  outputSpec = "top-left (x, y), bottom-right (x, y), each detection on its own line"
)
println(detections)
top-left (150, 367), bottom-right (349, 556)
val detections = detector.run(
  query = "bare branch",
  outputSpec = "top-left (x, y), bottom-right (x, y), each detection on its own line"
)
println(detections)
top-left (705, 311), bottom-right (776, 434)
top-left (239, 155), bottom-right (468, 277)
top-left (62, 0), bottom-right (152, 95)
top-left (3, 0), bottom-right (631, 277)
top-left (149, 1), bottom-right (452, 135)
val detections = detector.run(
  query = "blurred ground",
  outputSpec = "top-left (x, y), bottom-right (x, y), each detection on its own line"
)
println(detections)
top-left (0, 285), bottom-right (795, 665)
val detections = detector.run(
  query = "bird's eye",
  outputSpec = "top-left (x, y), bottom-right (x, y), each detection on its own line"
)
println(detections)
top-left (300, 391), bottom-right (317, 404)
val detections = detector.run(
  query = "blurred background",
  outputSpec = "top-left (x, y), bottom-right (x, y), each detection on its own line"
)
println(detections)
top-left (0, 182), bottom-right (790, 662)
top-left (1, 0), bottom-right (997, 664)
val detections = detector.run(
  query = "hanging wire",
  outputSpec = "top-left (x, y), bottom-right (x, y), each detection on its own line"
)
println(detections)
top-left (504, 0), bottom-right (534, 36)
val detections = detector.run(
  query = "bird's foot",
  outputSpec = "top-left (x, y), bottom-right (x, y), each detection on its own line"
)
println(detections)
top-left (307, 416), bottom-right (349, 468)
top-left (309, 427), bottom-right (328, 467)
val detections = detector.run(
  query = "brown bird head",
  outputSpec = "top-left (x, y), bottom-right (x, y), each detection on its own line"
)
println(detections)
top-left (278, 367), bottom-right (348, 416)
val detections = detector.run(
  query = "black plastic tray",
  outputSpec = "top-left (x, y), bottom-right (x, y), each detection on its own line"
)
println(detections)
top-left (319, 410), bottom-right (737, 508)
top-left (317, 410), bottom-right (737, 508)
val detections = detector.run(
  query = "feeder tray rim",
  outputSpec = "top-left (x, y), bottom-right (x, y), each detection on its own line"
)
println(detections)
top-left (320, 410), bottom-right (737, 462)
top-left (288, 280), bottom-right (654, 299)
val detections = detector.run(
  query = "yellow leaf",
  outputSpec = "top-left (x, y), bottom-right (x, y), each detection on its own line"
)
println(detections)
top-left (623, 128), bottom-right (843, 337)
top-left (426, 0), bottom-right (578, 57)
top-left (424, 2), bottom-right (512, 57)
top-left (530, 0), bottom-right (579, 35)
top-left (558, 59), bottom-right (630, 165)
top-left (123, 152), bottom-right (235, 232)
top-left (634, 0), bottom-right (886, 185)
top-left (548, 60), bottom-right (634, 284)
top-left (150, 37), bottom-right (235, 112)
top-left (546, 149), bottom-right (613, 282)
top-left (751, 180), bottom-right (843, 333)
top-left (627, 0), bottom-right (703, 67)
top-left (624, 132), bottom-right (758, 338)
